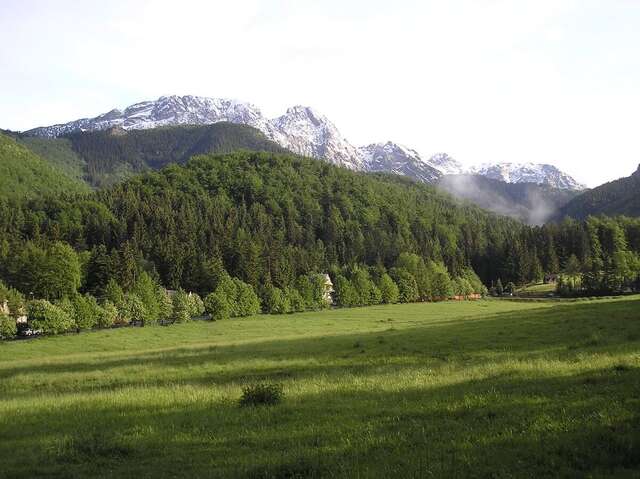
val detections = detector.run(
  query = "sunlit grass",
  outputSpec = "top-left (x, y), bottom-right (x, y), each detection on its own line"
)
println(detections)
top-left (1, 297), bottom-right (639, 477)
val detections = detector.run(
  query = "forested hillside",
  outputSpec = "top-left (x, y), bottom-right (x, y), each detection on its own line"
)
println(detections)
top-left (17, 123), bottom-right (288, 188)
top-left (0, 151), bottom-right (521, 295)
top-left (0, 132), bottom-right (90, 199)
top-left (1, 150), bottom-right (639, 309)
top-left (556, 165), bottom-right (640, 220)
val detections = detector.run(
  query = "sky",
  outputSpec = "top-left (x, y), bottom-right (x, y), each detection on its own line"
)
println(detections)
top-left (1, 0), bottom-right (639, 187)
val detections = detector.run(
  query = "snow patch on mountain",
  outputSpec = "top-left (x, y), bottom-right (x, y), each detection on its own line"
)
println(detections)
top-left (26, 95), bottom-right (362, 170)
top-left (426, 153), bottom-right (465, 175)
top-left (470, 162), bottom-right (586, 190)
top-left (25, 94), bottom-right (585, 190)
top-left (359, 142), bottom-right (441, 183)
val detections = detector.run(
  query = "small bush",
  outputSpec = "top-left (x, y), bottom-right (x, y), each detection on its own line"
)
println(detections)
top-left (239, 382), bottom-right (284, 407)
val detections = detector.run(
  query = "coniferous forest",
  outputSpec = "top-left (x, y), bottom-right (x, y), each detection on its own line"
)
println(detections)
top-left (1, 145), bottom-right (640, 338)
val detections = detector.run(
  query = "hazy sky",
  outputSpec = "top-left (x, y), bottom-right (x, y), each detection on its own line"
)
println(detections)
top-left (1, 0), bottom-right (639, 187)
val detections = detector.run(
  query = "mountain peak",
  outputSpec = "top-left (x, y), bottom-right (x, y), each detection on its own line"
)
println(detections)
top-left (359, 142), bottom-right (441, 184)
top-left (427, 153), bottom-right (465, 175)
top-left (471, 162), bottom-right (586, 190)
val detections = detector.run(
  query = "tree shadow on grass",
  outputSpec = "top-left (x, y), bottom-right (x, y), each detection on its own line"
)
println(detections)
top-left (1, 298), bottom-right (639, 400)
top-left (1, 363), bottom-right (639, 478)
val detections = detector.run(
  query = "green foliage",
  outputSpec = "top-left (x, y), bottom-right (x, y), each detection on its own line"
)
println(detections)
top-left (263, 286), bottom-right (291, 314)
top-left (171, 290), bottom-right (191, 323)
top-left (204, 292), bottom-right (230, 321)
top-left (64, 123), bottom-right (288, 188)
top-left (391, 268), bottom-right (419, 303)
top-left (69, 294), bottom-right (103, 330)
top-left (120, 293), bottom-right (147, 325)
top-left (104, 279), bottom-right (125, 307)
top-left (5, 241), bottom-right (81, 301)
top-left (27, 300), bottom-right (74, 334)
top-left (4, 298), bottom-right (640, 476)
top-left (239, 382), bottom-right (284, 407)
top-left (132, 272), bottom-right (161, 323)
top-left (157, 289), bottom-right (174, 322)
top-left (334, 275), bottom-right (359, 307)
top-left (0, 314), bottom-right (17, 339)
top-left (17, 136), bottom-right (89, 185)
top-left (0, 281), bottom-right (25, 318)
top-left (294, 273), bottom-right (329, 310)
top-left (97, 301), bottom-right (118, 329)
top-left (428, 261), bottom-right (453, 300)
top-left (0, 132), bottom-right (89, 199)
top-left (558, 167), bottom-right (640, 219)
top-left (213, 275), bottom-right (260, 317)
top-left (378, 273), bottom-right (399, 304)
top-left (396, 253), bottom-right (431, 300)
top-left (187, 293), bottom-right (205, 317)
top-left (234, 281), bottom-right (261, 317)
top-left (285, 287), bottom-right (306, 313)
top-left (1, 150), bottom-right (640, 304)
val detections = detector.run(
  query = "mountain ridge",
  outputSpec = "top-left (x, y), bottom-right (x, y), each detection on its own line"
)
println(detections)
top-left (24, 94), bottom-right (584, 189)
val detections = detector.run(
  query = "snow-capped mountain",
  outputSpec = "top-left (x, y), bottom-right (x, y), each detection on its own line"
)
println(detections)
top-left (427, 153), bottom-right (465, 175)
top-left (359, 142), bottom-right (442, 183)
top-left (25, 94), bottom-right (585, 189)
top-left (272, 106), bottom-right (362, 169)
top-left (470, 163), bottom-right (586, 190)
top-left (26, 95), bottom-right (363, 170)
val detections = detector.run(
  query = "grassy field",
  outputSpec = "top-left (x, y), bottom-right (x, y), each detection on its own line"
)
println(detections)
top-left (1, 297), bottom-right (639, 478)
top-left (515, 282), bottom-right (556, 297)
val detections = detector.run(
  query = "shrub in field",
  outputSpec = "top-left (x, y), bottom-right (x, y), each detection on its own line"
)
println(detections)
top-left (0, 313), bottom-right (17, 339)
top-left (204, 292), bottom-right (230, 320)
top-left (27, 300), bottom-right (74, 334)
top-left (239, 382), bottom-right (284, 407)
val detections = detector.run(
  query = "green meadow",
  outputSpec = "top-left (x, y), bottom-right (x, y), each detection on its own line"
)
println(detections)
top-left (1, 297), bottom-right (639, 478)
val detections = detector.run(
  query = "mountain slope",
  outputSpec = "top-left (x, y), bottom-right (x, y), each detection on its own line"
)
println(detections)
top-left (24, 94), bottom-right (585, 189)
top-left (359, 142), bottom-right (442, 183)
top-left (22, 123), bottom-right (287, 188)
top-left (438, 174), bottom-right (579, 225)
top-left (26, 95), bottom-right (362, 170)
top-left (0, 132), bottom-right (90, 199)
top-left (470, 162), bottom-right (585, 190)
top-left (555, 165), bottom-right (640, 220)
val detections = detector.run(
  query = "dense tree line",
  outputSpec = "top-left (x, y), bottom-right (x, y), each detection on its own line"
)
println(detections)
top-left (0, 151), bottom-right (639, 339)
